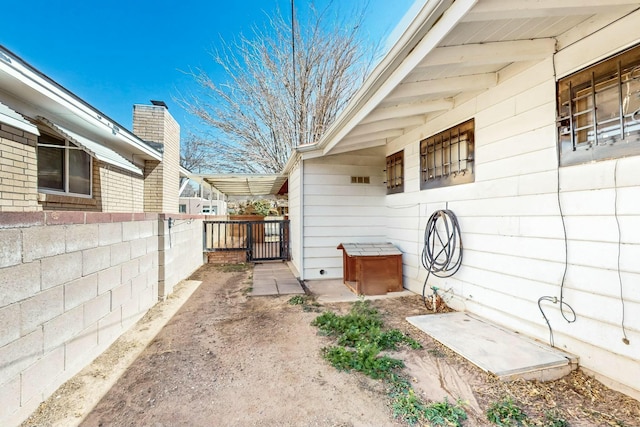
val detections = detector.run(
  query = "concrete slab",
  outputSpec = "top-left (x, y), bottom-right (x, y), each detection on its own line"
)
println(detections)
top-left (407, 312), bottom-right (578, 381)
top-left (306, 279), bottom-right (414, 303)
top-left (250, 262), bottom-right (305, 297)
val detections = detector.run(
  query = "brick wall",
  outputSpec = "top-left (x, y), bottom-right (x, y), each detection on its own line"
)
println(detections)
top-left (133, 105), bottom-right (180, 214)
top-left (207, 251), bottom-right (247, 264)
top-left (94, 162), bottom-right (144, 212)
top-left (0, 124), bottom-right (40, 212)
top-left (0, 211), bottom-right (204, 426)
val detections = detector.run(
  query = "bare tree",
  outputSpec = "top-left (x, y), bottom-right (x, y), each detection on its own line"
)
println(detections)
top-left (179, 2), bottom-right (377, 173)
top-left (180, 133), bottom-right (215, 173)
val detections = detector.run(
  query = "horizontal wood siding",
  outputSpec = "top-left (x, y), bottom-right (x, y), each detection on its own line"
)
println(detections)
top-left (382, 16), bottom-right (640, 397)
top-left (303, 148), bottom-right (386, 279)
top-left (288, 160), bottom-right (302, 276)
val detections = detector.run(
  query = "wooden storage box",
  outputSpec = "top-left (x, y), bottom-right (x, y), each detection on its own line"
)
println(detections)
top-left (337, 243), bottom-right (403, 296)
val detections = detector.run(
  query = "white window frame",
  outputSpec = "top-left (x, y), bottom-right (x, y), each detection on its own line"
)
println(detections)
top-left (37, 132), bottom-right (93, 198)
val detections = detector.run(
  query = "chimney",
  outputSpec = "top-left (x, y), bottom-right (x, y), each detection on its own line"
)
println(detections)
top-left (133, 101), bottom-right (180, 213)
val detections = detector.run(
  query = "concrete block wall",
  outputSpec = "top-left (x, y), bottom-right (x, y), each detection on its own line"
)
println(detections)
top-left (0, 211), bottom-right (204, 426)
top-left (0, 123), bottom-right (40, 212)
top-left (158, 215), bottom-right (205, 297)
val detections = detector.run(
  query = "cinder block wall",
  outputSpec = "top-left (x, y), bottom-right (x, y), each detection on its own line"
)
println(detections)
top-left (0, 124), bottom-right (40, 212)
top-left (158, 216), bottom-right (204, 297)
top-left (0, 211), bottom-right (204, 426)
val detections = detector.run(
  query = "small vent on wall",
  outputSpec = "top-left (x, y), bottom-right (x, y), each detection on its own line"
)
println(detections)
top-left (351, 176), bottom-right (370, 184)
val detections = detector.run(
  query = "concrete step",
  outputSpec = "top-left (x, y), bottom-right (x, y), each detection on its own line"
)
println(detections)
top-left (407, 312), bottom-right (578, 382)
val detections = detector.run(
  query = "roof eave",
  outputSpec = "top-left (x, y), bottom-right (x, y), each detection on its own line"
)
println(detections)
top-left (316, 0), bottom-right (477, 154)
top-left (0, 45), bottom-right (162, 162)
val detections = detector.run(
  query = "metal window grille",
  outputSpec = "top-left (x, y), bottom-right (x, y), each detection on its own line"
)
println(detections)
top-left (557, 44), bottom-right (640, 166)
top-left (385, 151), bottom-right (404, 194)
top-left (420, 119), bottom-right (475, 190)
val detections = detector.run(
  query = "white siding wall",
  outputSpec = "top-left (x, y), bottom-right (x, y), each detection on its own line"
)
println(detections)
top-left (302, 148), bottom-right (387, 279)
top-left (288, 158), bottom-right (302, 277)
top-left (382, 17), bottom-right (640, 397)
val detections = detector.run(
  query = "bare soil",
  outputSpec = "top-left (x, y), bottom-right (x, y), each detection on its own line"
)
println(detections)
top-left (25, 264), bottom-right (640, 426)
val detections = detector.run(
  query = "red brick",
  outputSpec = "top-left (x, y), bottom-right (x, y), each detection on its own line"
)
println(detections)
top-left (45, 211), bottom-right (85, 225)
top-left (132, 213), bottom-right (146, 221)
top-left (0, 212), bottom-right (45, 228)
top-left (111, 213), bottom-right (133, 222)
top-left (85, 212), bottom-right (112, 224)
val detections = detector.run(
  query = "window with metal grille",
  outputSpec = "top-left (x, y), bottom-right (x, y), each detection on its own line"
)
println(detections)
top-left (420, 119), bottom-right (474, 190)
top-left (385, 151), bottom-right (404, 194)
top-left (557, 44), bottom-right (640, 166)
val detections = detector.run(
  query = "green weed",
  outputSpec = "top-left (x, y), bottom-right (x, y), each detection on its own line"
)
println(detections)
top-left (423, 398), bottom-right (468, 427)
top-left (543, 410), bottom-right (568, 427)
top-left (322, 344), bottom-right (404, 379)
top-left (312, 301), bottom-right (464, 426)
top-left (486, 397), bottom-right (528, 426)
top-left (288, 295), bottom-right (306, 305)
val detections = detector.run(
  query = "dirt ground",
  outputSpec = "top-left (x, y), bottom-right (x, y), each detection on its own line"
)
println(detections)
top-left (24, 263), bottom-right (640, 427)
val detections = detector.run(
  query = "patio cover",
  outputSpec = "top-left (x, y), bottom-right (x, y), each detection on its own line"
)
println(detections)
top-left (198, 174), bottom-right (288, 196)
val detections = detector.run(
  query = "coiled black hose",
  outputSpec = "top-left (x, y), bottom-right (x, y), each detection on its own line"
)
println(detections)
top-left (421, 209), bottom-right (463, 309)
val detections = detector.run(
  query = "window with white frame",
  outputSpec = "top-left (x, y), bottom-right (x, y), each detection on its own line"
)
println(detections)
top-left (557, 44), bottom-right (640, 166)
top-left (420, 119), bottom-right (475, 190)
top-left (37, 132), bottom-right (92, 196)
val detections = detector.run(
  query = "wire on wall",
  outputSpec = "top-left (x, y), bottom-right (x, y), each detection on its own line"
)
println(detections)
top-left (614, 159), bottom-right (630, 345)
top-left (538, 48), bottom-right (576, 348)
top-left (537, 137), bottom-right (576, 348)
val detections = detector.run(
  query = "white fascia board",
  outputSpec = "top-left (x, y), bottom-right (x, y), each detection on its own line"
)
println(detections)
top-left (0, 48), bottom-right (162, 161)
top-left (0, 101), bottom-right (39, 135)
top-left (319, 0), bottom-right (478, 156)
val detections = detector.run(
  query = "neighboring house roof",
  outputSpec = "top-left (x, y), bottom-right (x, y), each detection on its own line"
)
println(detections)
top-left (294, 0), bottom-right (640, 159)
top-left (0, 45), bottom-right (162, 163)
top-left (196, 174), bottom-right (288, 196)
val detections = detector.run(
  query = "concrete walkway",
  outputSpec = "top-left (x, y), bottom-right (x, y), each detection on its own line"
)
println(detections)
top-left (250, 262), bottom-right (305, 296)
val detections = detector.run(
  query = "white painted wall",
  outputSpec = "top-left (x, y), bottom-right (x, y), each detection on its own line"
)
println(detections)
top-left (288, 158), bottom-right (302, 277)
top-left (301, 147), bottom-right (387, 280)
top-left (379, 15), bottom-right (640, 397)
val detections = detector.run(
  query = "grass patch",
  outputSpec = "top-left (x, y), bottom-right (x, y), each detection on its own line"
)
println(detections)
top-left (312, 300), bottom-right (467, 426)
top-left (486, 397), bottom-right (528, 426)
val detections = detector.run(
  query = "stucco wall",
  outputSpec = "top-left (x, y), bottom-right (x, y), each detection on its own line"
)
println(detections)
top-left (0, 211), bottom-right (204, 426)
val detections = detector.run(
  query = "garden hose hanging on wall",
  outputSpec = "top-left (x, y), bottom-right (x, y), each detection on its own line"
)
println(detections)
top-left (421, 209), bottom-right (463, 309)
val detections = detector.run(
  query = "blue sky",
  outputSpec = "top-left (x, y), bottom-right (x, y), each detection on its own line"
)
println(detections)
top-left (1, 0), bottom-right (417, 136)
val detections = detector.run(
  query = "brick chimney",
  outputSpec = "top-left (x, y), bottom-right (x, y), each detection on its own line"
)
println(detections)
top-left (133, 101), bottom-right (180, 213)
